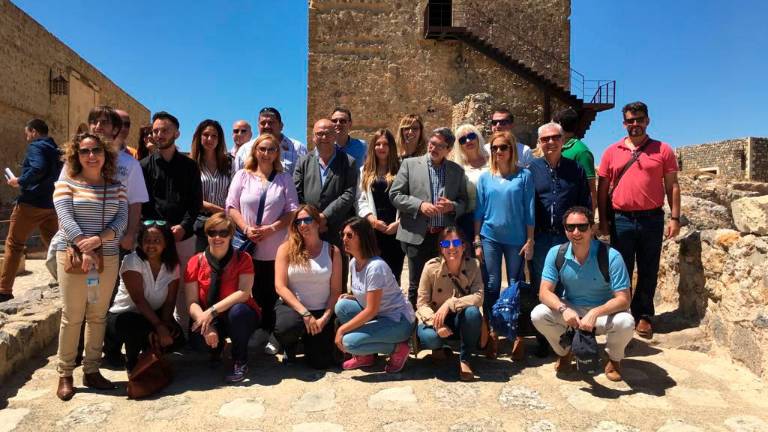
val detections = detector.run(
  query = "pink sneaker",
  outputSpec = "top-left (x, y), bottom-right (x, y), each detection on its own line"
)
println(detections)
top-left (385, 342), bottom-right (410, 373)
top-left (342, 355), bottom-right (375, 370)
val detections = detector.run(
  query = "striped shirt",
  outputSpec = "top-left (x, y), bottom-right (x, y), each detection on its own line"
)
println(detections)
top-left (427, 158), bottom-right (446, 228)
top-left (200, 163), bottom-right (233, 210)
top-left (52, 178), bottom-right (128, 256)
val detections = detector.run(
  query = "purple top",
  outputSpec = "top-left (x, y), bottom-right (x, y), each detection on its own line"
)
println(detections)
top-left (226, 169), bottom-right (299, 261)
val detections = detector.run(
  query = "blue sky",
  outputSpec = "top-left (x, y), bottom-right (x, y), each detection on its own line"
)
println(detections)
top-left (13, 1), bottom-right (768, 159)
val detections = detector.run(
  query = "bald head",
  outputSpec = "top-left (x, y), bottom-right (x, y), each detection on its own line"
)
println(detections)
top-left (313, 119), bottom-right (336, 154)
top-left (232, 120), bottom-right (253, 147)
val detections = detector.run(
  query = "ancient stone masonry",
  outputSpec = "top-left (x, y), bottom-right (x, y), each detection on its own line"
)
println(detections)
top-left (307, 0), bottom-right (573, 148)
top-left (675, 137), bottom-right (768, 182)
top-left (0, 0), bottom-right (149, 205)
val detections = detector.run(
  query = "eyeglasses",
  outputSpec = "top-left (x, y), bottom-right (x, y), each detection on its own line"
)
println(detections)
top-left (439, 239), bottom-right (463, 248)
top-left (257, 146), bottom-right (278, 154)
top-left (294, 216), bottom-right (314, 226)
top-left (206, 229), bottom-right (231, 238)
top-left (233, 129), bottom-right (249, 134)
top-left (539, 134), bottom-right (562, 143)
top-left (458, 132), bottom-right (478, 145)
top-left (624, 116), bottom-right (646, 125)
top-left (142, 220), bottom-right (167, 226)
top-left (428, 141), bottom-right (449, 150)
top-left (331, 118), bottom-right (349, 124)
top-left (491, 144), bottom-right (510, 152)
top-left (490, 119), bottom-right (512, 126)
top-left (78, 147), bottom-right (104, 156)
top-left (564, 223), bottom-right (591, 233)
top-left (401, 126), bottom-right (420, 132)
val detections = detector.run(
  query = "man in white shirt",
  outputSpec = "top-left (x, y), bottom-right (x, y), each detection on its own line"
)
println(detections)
top-left (484, 108), bottom-right (533, 167)
top-left (234, 107), bottom-right (307, 175)
top-left (231, 120), bottom-right (252, 156)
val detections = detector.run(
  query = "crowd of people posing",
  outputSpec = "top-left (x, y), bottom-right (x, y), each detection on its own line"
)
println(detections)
top-left (3, 101), bottom-right (681, 402)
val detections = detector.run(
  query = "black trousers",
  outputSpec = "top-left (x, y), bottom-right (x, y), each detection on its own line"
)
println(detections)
top-left (252, 260), bottom-right (277, 332)
top-left (402, 232), bottom-right (440, 307)
top-left (273, 301), bottom-right (335, 369)
top-left (105, 309), bottom-right (185, 372)
top-left (377, 231), bottom-right (405, 285)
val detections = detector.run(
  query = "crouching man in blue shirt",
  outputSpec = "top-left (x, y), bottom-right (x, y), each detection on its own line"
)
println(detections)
top-left (531, 206), bottom-right (634, 381)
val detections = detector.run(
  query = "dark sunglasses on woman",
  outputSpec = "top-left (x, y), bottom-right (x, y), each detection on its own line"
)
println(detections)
top-left (439, 239), bottom-right (463, 248)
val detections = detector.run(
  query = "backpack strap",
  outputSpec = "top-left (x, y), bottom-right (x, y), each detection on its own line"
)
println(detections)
top-left (597, 242), bottom-right (610, 284)
top-left (554, 242), bottom-right (569, 274)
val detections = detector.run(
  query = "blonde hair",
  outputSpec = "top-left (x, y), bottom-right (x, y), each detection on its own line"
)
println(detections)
top-left (395, 114), bottom-right (427, 158)
top-left (286, 204), bottom-right (323, 269)
top-left (361, 129), bottom-right (400, 191)
top-left (245, 133), bottom-right (283, 173)
top-left (488, 131), bottom-right (519, 175)
top-left (450, 124), bottom-right (489, 167)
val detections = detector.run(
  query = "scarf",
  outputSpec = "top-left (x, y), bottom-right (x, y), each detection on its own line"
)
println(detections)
top-left (205, 246), bottom-right (234, 308)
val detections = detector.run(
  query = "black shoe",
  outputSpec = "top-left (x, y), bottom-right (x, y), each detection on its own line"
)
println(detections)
top-left (535, 341), bottom-right (550, 358)
top-left (103, 352), bottom-right (126, 369)
top-left (0, 293), bottom-right (13, 303)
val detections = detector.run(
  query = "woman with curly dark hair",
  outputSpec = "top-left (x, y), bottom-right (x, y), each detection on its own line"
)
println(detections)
top-left (52, 133), bottom-right (128, 400)
top-left (136, 125), bottom-right (155, 160)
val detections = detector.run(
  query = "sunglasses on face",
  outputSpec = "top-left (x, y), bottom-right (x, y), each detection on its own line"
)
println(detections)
top-left (206, 229), bottom-right (231, 238)
top-left (439, 239), bottom-right (463, 248)
top-left (233, 129), bottom-right (249, 134)
top-left (491, 144), bottom-right (510, 152)
top-left (490, 119), bottom-right (512, 126)
top-left (564, 223), bottom-right (591, 233)
top-left (331, 118), bottom-right (349, 124)
top-left (294, 216), bottom-right (314, 226)
top-left (458, 132), bottom-right (478, 145)
top-left (142, 220), bottom-right (167, 226)
top-left (539, 134), bottom-right (562, 143)
top-left (78, 147), bottom-right (104, 156)
top-left (624, 116), bottom-right (646, 125)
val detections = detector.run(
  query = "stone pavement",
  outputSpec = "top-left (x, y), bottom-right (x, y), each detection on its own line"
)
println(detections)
top-left (1, 335), bottom-right (767, 432)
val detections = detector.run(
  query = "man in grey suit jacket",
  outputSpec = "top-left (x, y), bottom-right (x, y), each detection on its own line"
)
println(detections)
top-left (294, 118), bottom-right (358, 247)
top-left (390, 127), bottom-right (468, 305)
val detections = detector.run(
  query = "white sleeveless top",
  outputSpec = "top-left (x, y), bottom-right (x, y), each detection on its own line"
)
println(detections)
top-left (287, 242), bottom-right (332, 311)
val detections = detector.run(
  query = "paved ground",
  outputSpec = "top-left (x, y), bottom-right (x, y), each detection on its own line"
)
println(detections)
top-left (2, 260), bottom-right (768, 431)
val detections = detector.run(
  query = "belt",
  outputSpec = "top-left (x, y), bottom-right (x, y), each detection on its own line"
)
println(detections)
top-left (614, 207), bottom-right (663, 218)
top-left (426, 226), bottom-right (444, 235)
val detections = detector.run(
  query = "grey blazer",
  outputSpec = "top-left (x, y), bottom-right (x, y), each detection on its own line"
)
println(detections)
top-left (389, 154), bottom-right (467, 245)
top-left (294, 151), bottom-right (358, 244)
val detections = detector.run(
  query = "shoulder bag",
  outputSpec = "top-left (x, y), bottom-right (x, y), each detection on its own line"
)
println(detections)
top-left (64, 182), bottom-right (106, 274)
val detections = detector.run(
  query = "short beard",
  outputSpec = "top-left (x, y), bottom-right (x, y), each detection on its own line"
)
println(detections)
top-left (157, 139), bottom-right (175, 150)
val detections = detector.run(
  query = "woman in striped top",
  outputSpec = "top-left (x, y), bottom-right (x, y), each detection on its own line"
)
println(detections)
top-left (190, 119), bottom-right (233, 252)
top-left (52, 133), bottom-right (128, 401)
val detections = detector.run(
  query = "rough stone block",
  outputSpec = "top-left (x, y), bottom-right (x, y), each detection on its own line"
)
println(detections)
top-left (732, 196), bottom-right (768, 235)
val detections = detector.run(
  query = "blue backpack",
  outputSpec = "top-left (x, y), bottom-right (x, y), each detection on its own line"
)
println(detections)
top-left (490, 279), bottom-right (528, 340)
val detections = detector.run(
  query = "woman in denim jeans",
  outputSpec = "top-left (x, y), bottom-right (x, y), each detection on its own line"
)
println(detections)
top-left (335, 217), bottom-right (415, 373)
top-left (473, 131), bottom-right (535, 359)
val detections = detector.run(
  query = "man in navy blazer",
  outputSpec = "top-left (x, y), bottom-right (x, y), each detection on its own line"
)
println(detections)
top-left (390, 127), bottom-right (467, 305)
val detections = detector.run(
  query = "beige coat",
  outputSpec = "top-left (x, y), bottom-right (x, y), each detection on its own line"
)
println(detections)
top-left (416, 256), bottom-right (484, 326)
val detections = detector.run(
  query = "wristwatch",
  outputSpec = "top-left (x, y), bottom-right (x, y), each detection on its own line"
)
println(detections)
top-left (557, 304), bottom-right (568, 314)
top-left (209, 305), bottom-right (218, 318)
top-left (301, 310), bottom-right (312, 318)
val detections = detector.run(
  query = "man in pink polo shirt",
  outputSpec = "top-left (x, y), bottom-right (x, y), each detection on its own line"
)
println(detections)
top-left (597, 101), bottom-right (681, 339)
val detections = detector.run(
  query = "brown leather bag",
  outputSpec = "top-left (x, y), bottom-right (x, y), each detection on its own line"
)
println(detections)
top-left (63, 182), bottom-right (107, 275)
top-left (126, 334), bottom-right (173, 399)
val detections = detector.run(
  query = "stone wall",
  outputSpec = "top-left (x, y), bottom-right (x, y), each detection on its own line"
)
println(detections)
top-left (0, 0), bottom-right (149, 205)
top-left (675, 137), bottom-right (768, 182)
top-left (307, 0), bottom-right (570, 148)
top-left (749, 137), bottom-right (768, 182)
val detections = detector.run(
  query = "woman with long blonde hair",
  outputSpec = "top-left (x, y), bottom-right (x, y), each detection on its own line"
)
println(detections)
top-left (450, 123), bottom-right (490, 248)
top-left (356, 129), bottom-right (404, 282)
top-left (395, 114), bottom-right (427, 160)
top-left (273, 204), bottom-right (342, 368)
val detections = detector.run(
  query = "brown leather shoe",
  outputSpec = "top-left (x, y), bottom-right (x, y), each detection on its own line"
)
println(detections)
top-left (485, 331), bottom-right (498, 359)
top-left (555, 351), bottom-right (573, 373)
top-left (82, 371), bottom-right (116, 390)
top-left (605, 359), bottom-right (623, 381)
top-left (636, 319), bottom-right (653, 339)
top-left (459, 361), bottom-right (475, 382)
top-left (56, 376), bottom-right (75, 401)
top-left (512, 336), bottom-right (526, 361)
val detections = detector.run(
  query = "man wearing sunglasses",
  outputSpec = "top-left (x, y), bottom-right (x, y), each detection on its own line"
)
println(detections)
top-left (390, 127), bottom-right (468, 306)
top-left (485, 108), bottom-right (533, 168)
top-left (330, 107), bottom-right (367, 170)
top-left (231, 120), bottom-right (252, 157)
top-left (597, 101), bottom-right (680, 339)
top-left (531, 206), bottom-right (634, 381)
top-left (234, 107), bottom-right (307, 175)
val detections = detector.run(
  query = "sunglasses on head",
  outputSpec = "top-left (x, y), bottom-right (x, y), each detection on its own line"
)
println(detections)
top-left (294, 216), bottom-right (314, 226)
top-left (491, 144), bottom-right (510, 152)
top-left (78, 147), bottom-right (104, 156)
top-left (564, 223), bottom-right (591, 233)
top-left (206, 229), bottom-right (231, 238)
top-left (439, 239), bottom-right (463, 248)
top-left (458, 132), bottom-right (478, 145)
top-left (142, 220), bottom-right (167, 227)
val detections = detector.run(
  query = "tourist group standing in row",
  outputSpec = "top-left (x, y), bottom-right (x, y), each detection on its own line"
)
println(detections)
top-left (1, 101), bottom-right (680, 402)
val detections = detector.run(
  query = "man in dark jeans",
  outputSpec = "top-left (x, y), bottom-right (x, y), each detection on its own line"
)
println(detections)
top-left (597, 101), bottom-right (681, 339)
top-left (1, 119), bottom-right (61, 302)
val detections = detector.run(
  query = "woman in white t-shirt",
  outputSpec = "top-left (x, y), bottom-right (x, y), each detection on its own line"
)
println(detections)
top-left (105, 221), bottom-right (184, 372)
top-left (273, 204), bottom-right (342, 369)
top-left (335, 217), bottom-right (415, 373)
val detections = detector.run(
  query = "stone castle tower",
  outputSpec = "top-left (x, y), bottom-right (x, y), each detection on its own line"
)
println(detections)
top-left (307, 0), bottom-right (614, 146)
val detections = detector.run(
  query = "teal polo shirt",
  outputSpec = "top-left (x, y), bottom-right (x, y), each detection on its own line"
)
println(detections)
top-left (541, 239), bottom-right (630, 306)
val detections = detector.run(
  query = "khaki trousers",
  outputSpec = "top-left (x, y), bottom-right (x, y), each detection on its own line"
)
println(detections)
top-left (0, 203), bottom-right (58, 294)
top-left (56, 252), bottom-right (119, 377)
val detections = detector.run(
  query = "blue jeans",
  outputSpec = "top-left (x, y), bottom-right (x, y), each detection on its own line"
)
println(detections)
top-left (417, 306), bottom-right (482, 362)
top-left (335, 298), bottom-right (413, 355)
top-left (191, 303), bottom-right (259, 363)
top-left (481, 238), bottom-right (524, 319)
top-left (611, 210), bottom-right (665, 320)
top-left (530, 231), bottom-right (568, 296)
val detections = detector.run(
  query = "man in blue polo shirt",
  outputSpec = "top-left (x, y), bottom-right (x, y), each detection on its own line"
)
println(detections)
top-left (531, 206), bottom-right (634, 381)
top-left (331, 107), bottom-right (367, 170)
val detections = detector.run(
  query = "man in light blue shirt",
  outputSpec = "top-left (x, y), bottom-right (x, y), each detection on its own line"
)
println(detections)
top-left (531, 206), bottom-right (634, 382)
top-left (331, 107), bottom-right (367, 170)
